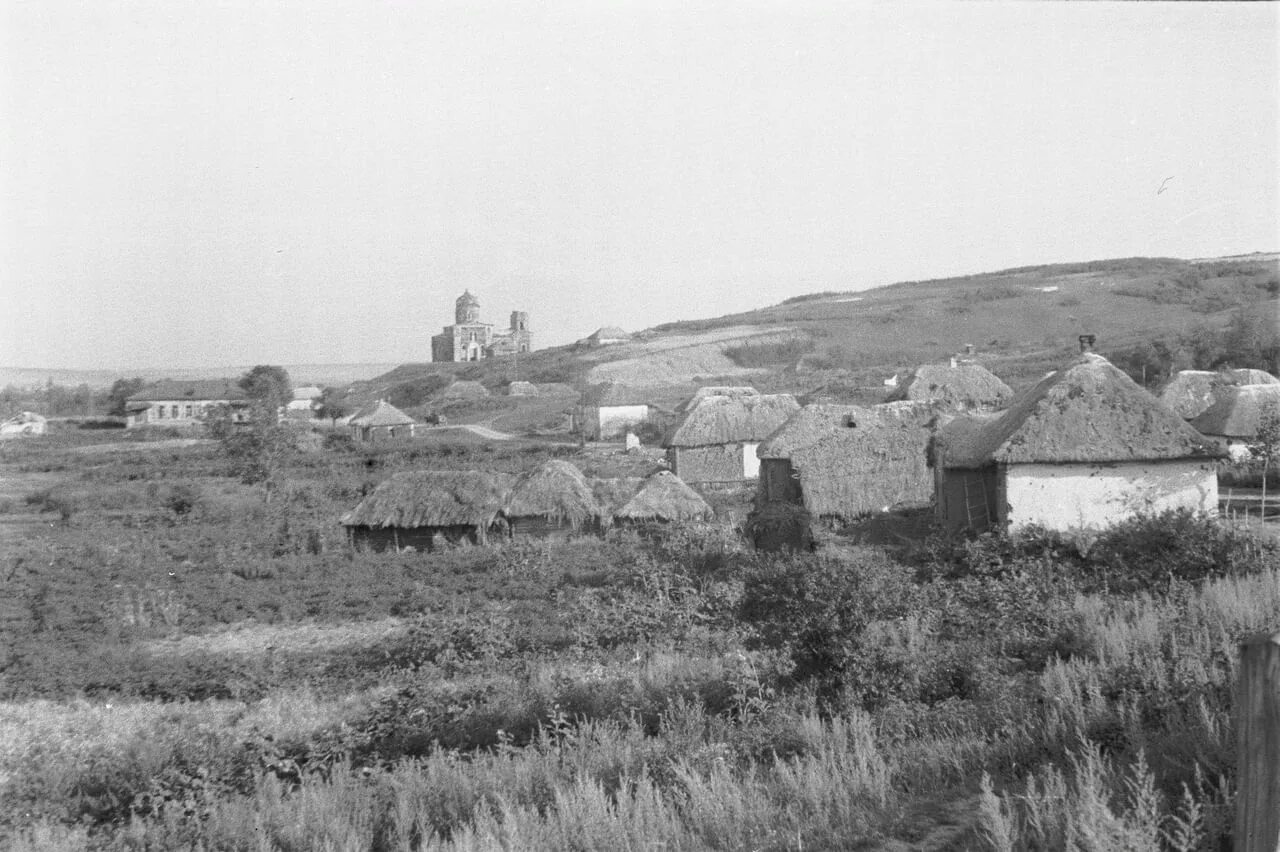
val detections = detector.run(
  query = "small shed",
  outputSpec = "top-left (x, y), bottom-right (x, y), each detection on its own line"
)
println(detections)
top-left (340, 470), bottom-right (514, 552)
top-left (614, 470), bottom-right (714, 525)
top-left (503, 460), bottom-right (603, 540)
top-left (1190, 384), bottom-right (1280, 461)
top-left (664, 392), bottom-right (800, 483)
top-left (0, 411), bottom-right (47, 438)
top-left (886, 363), bottom-right (1013, 411)
top-left (932, 353), bottom-right (1225, 534)
top-left (507, 381), bottom-right (539, 396)
top-left (348, 400), bottom-right (417, 442)
top-left (756, 400), bottom-right (937, 521)
top-left (576, 382), bottom-right (652, 440)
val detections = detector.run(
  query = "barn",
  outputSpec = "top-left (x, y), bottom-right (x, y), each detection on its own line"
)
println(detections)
top-left (663, 392), bottom-right (800, 483)
top-left (756, 400), bottom-right (937, 521)
top-left (503, 460), bottom-right (603, 540)
top-left (340, 470), bottom-right (513, 552)
top-left (932, 353), bottom-right (1224, 534)
top-left (886, 363), bottom-right (1012, 411)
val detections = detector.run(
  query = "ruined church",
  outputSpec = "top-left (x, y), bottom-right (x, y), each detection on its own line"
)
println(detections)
top-left (431, 291), bottom-right (532, 362)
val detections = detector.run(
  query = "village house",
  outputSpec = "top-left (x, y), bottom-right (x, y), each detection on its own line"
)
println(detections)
top-left (503, 460), bottom-right (602, 540)
top-left (664, 390), bottom-right (800, 483)
top-left (886, 362), bottom-right (1013, 411)
top-left (931, 350), bottom-right (1224, 534)
top-left (756, 400), bottom-right (937, 521)
top-left (124, 380), bottom-right (250, 429)
top-left (583, 326), bottom-right (631, 347)
top-left (575, 383), bottom-right (653, 441)
top-left (285, 386), bottom-right (322, 421)
top-left (431, 291), bottom-right (531, 362)
top-left (1159, 369), bottom-right (1280, 420)
top-left (340, 470), bottom-right (513, 552)
top-left (1189, 383), bottom-right (1280, 461)
top-left (347, 400), bottom-right (417, 443)
top-left (613, 470), bottom-right (714, 525)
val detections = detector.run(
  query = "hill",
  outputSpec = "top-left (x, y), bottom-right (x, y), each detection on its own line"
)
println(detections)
top-left (354, 253), bottom-right (1278, 420)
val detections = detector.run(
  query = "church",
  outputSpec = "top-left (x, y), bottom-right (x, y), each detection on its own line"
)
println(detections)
top-left (431, 291), bottom-right (532, 362)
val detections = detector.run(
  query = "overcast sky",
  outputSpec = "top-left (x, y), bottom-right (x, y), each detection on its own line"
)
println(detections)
top-left (2, 2), bottom-right (1276, 370)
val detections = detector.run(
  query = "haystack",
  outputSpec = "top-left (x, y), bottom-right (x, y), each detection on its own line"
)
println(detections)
top-left (614, 471), bottom-right (714, 524)
top-left (756, 400), bottom-right (936, 519)
top-left (933, 353), bottom-right (1224, 534)
top-left (507, 381), bottom-right (539, 396)
top-left (340, 470), bottom-right (514, 551)
top-left (504, 460), bottom-right (602, 536)
top-left (438, 380), bottom-right (490, 401)
top-left (886, 363), bottom-right (1012, 411)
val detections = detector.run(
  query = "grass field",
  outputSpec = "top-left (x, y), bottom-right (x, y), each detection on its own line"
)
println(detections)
top-left (1, 420), bottom-right (1277, 850)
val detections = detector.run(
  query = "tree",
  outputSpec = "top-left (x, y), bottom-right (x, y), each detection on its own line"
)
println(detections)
top-left (238, 365), bottom-right (292, 424)
top-left (315, 386), bottom-right (353, 426)
top-left (105, 377), bottom-right (146, 417)
top-left (1249, 399), bottom-right (1280, 518)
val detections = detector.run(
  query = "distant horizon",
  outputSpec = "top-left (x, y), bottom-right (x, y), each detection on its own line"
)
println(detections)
top-left (4, 3), bottom-right (1276, 370)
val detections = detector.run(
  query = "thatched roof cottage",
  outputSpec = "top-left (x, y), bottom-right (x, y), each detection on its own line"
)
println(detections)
top-left (1189, 384), bottom-right (1280, 461)
top-left (676, 386), bottom-right (761, 413)
top-left (886, 363), bottom-right (1012, 411)
top-left (614, 470), bottom-right (714, 525)
top-left (503, 460), bottom-right (603, 539)
top-left (664, 392), bottom-right (800, 483)
top-left (932, 352), bottom-right (1224, 534)
top-left (348, 400), bottom-right (417, 443)
top-left (575, 382), bottom-right (653, 441)
top-left (756, 400), bottom-right (937, 521)
top-left (1159, 369), bottom-right (1279, 420)
top-left (340, 470), bottom-right (514, 552)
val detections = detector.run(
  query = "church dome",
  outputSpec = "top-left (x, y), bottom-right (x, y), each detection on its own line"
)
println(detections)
top-left (455, 290), bottom-right (481, 324)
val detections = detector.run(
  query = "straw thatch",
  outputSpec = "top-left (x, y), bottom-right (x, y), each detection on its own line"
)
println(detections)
top-left (340, 470), bottom-right (514, 529)
top-left (580, 382), bottom-right (651, 406)
top-left (507, 381), bottom-right (539, 396)
top-left (1229, 369), bottom-right (1279, 386)
top-left (591, 476), bottom-right (644, 515)
top-left (615, 471), bottom-right (714, 523)
top-left (757, 401), bottom-right (937, 518)
top-left (677, 386), bottom-right (760, 413)
top-left (1190, 383), bottom-right (1280, 439)
top-left (885, 363), bottom-right (1012, 411)
top-left (504, 460), bottom-right (601, 528)
top-left (665, 393), bottom-right (800, 447)
top-left (437, 380), bottom-right (490, 400)
top-left (348, 400), bottom-right (416, 428)
top-left (1157, 371), bottom-right (1221, 419)
top-left (935, 354), bottom-right (1224, 469)
top-left (587, 326), bottom-right (631, 343)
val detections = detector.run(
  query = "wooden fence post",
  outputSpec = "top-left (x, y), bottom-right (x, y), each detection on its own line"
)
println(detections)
top-left (1237, 631), bottom-right (1280, 852)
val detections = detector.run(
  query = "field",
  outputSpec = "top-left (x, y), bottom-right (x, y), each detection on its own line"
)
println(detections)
top-left (1, 421), bottom-right (1278, 850)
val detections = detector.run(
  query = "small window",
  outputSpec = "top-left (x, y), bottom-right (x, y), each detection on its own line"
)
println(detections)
top-left (156, 406), bottom-right (164, 419)
top-left (171, 405), bottom-right (180, 418)
top-left (184, 404), bottom-right (193, 418)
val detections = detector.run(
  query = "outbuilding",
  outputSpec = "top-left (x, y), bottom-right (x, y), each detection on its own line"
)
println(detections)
top-left (932, 353), bottom-right (1224, 534)
top-left (340, 470), bottom-right (513, 552)
top-left (348, 400), bottom-right (417, 443)
top-left (664, 391), bottom-right (800, 483)
top-left (503, 460), bottom-right (603, 540)
top-left (1189, 383), bottom-right (1280, 461)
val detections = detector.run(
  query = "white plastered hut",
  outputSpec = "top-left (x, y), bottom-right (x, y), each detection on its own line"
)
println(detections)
top-left (340, 470), bottom-right (514, 552)
top-left (886, 363), bottom-right (1013, 411)
top-left (575, 382), bottom-right (652, 440)
top-left (756, 400), bottom-right (937, 521)
top-left (664, 392), bottom-right (800, 483)
top-left (613, 470), bottom-right (714, 525)
top-left (932, 352), bottom-right (1225, 534)
top-left (1189, 384), bottom-right (1280, 462)
top-left (503, 460), bottom-right (603, 540)
top-left (348, 400), bottom-right (417, 443)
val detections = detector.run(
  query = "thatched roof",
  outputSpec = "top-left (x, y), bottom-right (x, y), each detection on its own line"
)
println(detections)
top-left (128, 379), bottom-right (248, 402)
top-left (1157, 371), bottom-right (1221, 419)
top-left (664, 393), bottom-right (800, 447)
top-left (1229, 369), bottom-right (1279, 386)
top-left (935, 354), bottom-right (1224, 468)
top-left (758, 401), bottom-right (938, 518)
top-left (349, 400), bottom-right (416, 428)
top-left (438, 380), bottom-right (490, 400)
top-left (677, 386), bottom-right (760, 413)
top-left (340, 470), bottom-right (514, 529)
top-left (504, 460), bottom-right (601, 527)
top-left (1190, 384), bottom-right (1280, 439)
top-left (885, 364), bottom-right (1012, 410)
top-left (507, 381), bottom-right (539, 396)
top-left (615, 471), bottom-right (714, 522)
top-left (580, 382), bottom-right (651, 407)
top-left (588, 326), bottom-right (631, 341)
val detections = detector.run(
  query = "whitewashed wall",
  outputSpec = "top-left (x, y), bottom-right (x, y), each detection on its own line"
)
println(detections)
top-left (742, 442), bottom-right (761, 478)
top-left (596, 404), bottom-right (649, 439)
top-left (1003, 461), bottom-right (1219, 532)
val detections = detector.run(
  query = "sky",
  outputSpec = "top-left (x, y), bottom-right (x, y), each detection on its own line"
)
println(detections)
top-left (1, 1), bottom-right (1276, 370)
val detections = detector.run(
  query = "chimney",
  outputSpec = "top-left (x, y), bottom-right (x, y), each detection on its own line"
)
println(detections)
top-left (1079, 334), bottom-right (1097, 353)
